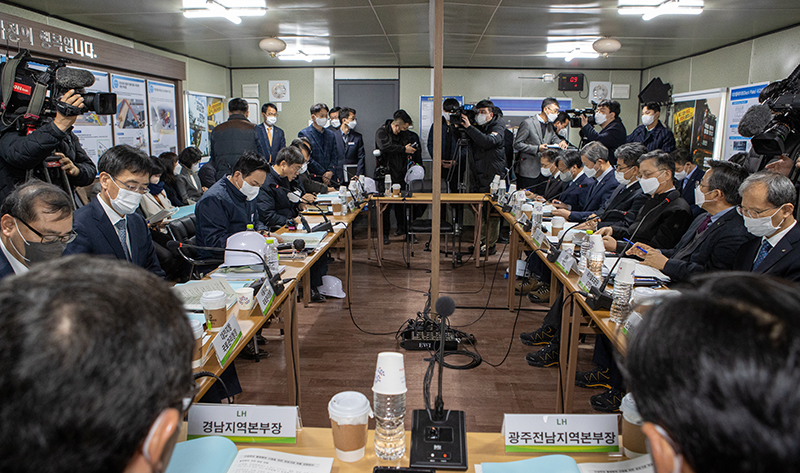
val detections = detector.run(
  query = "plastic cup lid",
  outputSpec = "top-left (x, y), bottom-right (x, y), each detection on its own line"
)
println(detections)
top-left (521, 204), bottom-right (533, 211)
top-left (328, 391), bottom-right (372, 418)
top-left (200, 290), bottom-right (226, 301)
top-left (189, 319), bottom-right (204, 337)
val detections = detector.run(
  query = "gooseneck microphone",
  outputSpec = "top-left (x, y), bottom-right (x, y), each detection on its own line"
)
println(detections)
top-left (283, 187), bottom-right (334, 233)
top-left (277, 239), bottom-right (306, 252)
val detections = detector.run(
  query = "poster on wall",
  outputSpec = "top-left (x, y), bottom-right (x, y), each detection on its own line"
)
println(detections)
top-left (723, 83), bottom-right (769, 161)
top-left (111, 74), bottom-right (150, 154)
top-left (671, 88), bottom-right (727, 166)
top-left (71, 68), bottom-right (113, 165)
top-left (147, 80), bottom-right (178, 155)
top-left (187, 93), bottom-right (209, 156)
top-left (419, 95), bottom-right (464, 161)
top-left (207, 96), bottom-right (225, 134)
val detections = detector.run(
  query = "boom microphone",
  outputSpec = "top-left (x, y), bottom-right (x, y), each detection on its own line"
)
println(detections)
top-left (277, 239), bottom-right (305, 251)
top-left (435, 295), bottom-right (456, 318)
top-left (738, 104), bottom-right (773, 138)
top-left (55, 67), bottom-right (95, 89)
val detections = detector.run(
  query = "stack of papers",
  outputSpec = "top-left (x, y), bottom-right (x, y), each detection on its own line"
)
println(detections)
top-left (280, 232), bottom-right (327, 250)
top-left (477, 454), bottom-right (653, 473)
top-left (173, 279), bottom-right (238, 312)
top-left (603, 257), bottom-right (671, 282)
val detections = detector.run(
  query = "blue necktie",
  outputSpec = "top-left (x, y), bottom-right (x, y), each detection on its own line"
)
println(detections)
top-left (115, 219), bottom-right (131, 262)
top-left (753, 239), bottom-right (772, 270)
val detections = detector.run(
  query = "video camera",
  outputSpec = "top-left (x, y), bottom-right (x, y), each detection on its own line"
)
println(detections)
top-left (565, 101), bottom-right (598, 128)
top-left (449, 104), bottom-right (477, 128)
top-left (751, 63), bottom-right (800, 156)
top-left (0, 49), bottom-right (116, 131)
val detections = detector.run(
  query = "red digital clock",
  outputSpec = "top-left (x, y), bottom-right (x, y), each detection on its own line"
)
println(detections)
top-left (558, 73), bottom-right (584, 92)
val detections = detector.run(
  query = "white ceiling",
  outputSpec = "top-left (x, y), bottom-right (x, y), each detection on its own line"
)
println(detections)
top-left (10, 0), bottom-right (800, 69)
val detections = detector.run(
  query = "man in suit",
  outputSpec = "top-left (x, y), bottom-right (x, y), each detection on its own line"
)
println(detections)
top-left (673, 148), bottom-right (704, 216)
top-left (209, 98), bottom-right (260, 180)
top-left (626, 102), bottom-right (676, 153)
top-left (579, 100), bottom-right (627, 165)
top-left (0, 181), bottom-right (75, 280)
top-left (255, 102), bottom-right (286, 164)
top-left (526, 150), bottom-right (564, 201)
top-left (590, 142), bottom-right (649, 228)
top-left (335, 108), bottom-right (366, 179)
top-left (65, 145), bottom-right (164, 278)
top-left (733, 171), bottom-right (800, 282)
top-left (513, 98), bottom-right (568, 190)
top-left (554, 142), bottom-right (618, 222)
top-left (298, 103), bottom-right (339, 187)
top-left (553, 149), bottom-right (595, 212)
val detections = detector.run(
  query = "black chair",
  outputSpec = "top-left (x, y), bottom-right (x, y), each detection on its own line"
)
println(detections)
top-left (405, 180), bottom-right (458, 267)
top-left (166, 215), bottom-right (223, 279)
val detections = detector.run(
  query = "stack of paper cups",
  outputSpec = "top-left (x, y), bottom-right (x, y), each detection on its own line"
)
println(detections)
top-left (617, 258), bottom-right (637, 285)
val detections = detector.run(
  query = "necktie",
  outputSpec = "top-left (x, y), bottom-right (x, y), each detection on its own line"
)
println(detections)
top-left (267, 126), bottom-right (273, 145)
top-left (753, 239), bottom-right (773, 270)
top-left (115, 219), bottom-right (131, 262)
top-left (696, 215), bottom-right (712, 234)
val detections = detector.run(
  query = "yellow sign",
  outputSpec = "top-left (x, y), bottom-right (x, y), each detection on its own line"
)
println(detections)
top-left (207, 100), bottom-right (224, 116)
top-left (675, 107), bottom-right (694, 123)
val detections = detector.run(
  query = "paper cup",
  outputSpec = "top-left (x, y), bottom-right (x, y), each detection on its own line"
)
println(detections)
top-left (391, 184), bottom-right (401, 197)
top-left (372, 352), bottom-right (407, 395)
top-left (235, 287), bottom-right (255, 311)
top-left (190, 319), bottom-right (204, 369)
top-left (561, 243), bottom-right (575, 256)
top-left (200, 290), bottom-right (227, 332)
top-left (521, 203), bottom-right (533, 221)
top-left (328, 391), bottom-right (373, 462)
top-left (551, 216), bottom-right (565, 236)
top-left (617, 258), bottom-right (637, 285)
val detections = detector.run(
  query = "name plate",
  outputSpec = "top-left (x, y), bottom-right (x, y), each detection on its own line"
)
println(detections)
top-left (622, 310), bottom-right (644, 337)
top-left (555, 251), bottom-right (576, 275)
top-left (577, 269), bottom-right (602, 293)
top-left (187, 404), bottom-right (299, 443)
top-left (256, 280), bottom-right (276, 316)
top-left (502, 414), bottom-right (619, 453)
top-left (531, 228), bottom-right (546, 247)
top-left (211, 315), bottom-right (243, 367)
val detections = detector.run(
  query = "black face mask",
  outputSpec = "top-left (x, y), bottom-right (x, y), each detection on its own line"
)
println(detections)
top-left (11, 220), bottom-right (66, 266)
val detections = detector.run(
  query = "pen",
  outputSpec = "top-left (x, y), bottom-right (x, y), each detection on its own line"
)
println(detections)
top-left (623, 238), bottom-right (648, 254)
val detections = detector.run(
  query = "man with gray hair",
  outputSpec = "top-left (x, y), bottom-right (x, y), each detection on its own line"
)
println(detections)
top-left (733, 171), bottom-right (800, 281)
top-left (553, 141), bottom-right (618, 222)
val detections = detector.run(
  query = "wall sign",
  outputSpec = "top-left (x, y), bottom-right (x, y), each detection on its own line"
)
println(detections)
top-left (148, 80), bottom-right (178, 155)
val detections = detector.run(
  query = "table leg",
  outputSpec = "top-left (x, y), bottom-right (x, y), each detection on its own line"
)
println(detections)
top-left (484, 202), bottom-right (491, 266)
top-left (507, 223), bottom-right (519, 311)
top-left (344, 224), bottom-right (352, 309)
top-left (556, 283), bottom-right (570, 413)
top-left (284, 287), bottom-right (300, 406)
top-left (376, 201), bottom-right (385, 267)
top-left (563, 300), bottom-right (583, 414)
top-left (367, 203), bottom-right (373, 261)
top-left (472, 203), bottom-right (482, 268)
top-left (303, 273), bottom-right (310, 308)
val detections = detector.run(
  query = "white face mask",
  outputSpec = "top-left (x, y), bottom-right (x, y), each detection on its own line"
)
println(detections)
top-left (694, 186), bottom-right (712, 207)
top-left (674, 170), bottom-right (687, 180)
top-left (330, 119), bottom-right (341, 128)
top-left (348, 120), bottom-right (357, 130)
top-left (653, 425), bottom-right (684, 473)
top-left (191, 163), bottom-right (200, 173)
top-left (615, 170), bottom-right (630, 185)
top-left (315, 116), bottom-right (329, 128)
top-left (107, 177), bottom-right (143, 215)
top-left (639, 171), bottom-right (665, 196)
top-left (594, 112), bottom-right (607, 125)
top-left (442, 111), bottom-right (450, 120)
top-left (173, 163), bottom-right (182, 176)
top-left (641, 114), bottom-right (655, 127)
top-left (476, 112), bottom-right (489, 126)
top-left (266, 115), bottom-right (277, 126)
top-left (239, 179), bottom-right (261, 201)
top-left (584, 165), bottom-right (597, 178)
top-left (547, 112), bottom-right (559, 123)
top-left (743, 206), bottom-right (784, 238)
top-left (560, 170), bottom-right (573, 182)
top-left (299, 162), bottom-right (308, 174)
top-left (541, 167), bottom-right (552, 178)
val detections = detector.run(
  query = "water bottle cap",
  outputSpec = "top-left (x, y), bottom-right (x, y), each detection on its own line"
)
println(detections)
top-left (265, 238), bottom-right (276, 244)
top-left (246, 224), bottom-right (254, 230)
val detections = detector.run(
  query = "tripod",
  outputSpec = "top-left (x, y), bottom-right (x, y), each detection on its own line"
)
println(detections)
top-left (445, 132), bottom-right (473, 260)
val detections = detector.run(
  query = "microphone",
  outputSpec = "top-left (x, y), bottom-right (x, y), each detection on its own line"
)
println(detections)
top-left (277, 239), bottom-right (305, 251)
top-left (585, 197), bottom-right (671, 310)
top-left (166, 241), bottom-right (284, 296)
top-left (282, 187), bottom-right (334, 233)
top-left (546, 215), bottom-right (602, 262)
top-left (55, 67), bottom-right (95, 89)
top-left (500, 181), bottom-right (550, 213)
top-left (738, 104), bottom-right (773, 138)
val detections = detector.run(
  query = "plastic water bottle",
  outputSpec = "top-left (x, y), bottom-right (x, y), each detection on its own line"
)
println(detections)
top-left (373, 392), bottom-right (406, 460)
top-left (265, 237), bottom-right (280, 274)
top-left (588, 234), bottom-right (605, 278)
top-left (497, 179), bottom-right (506, 203)
top-left (384, 175), bottom-right (392, 196)
top-left (578, 230), bottom-right (593, 273)
top-left (532, 202), bottom-right (543, 230)
top-left (338, 186), bottom-right (349, 215)
top-left (610, 259), bottom-right (636, 324)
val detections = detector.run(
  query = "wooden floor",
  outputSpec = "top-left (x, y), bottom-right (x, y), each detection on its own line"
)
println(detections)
top-left (236, 217), bottom-right (600, 433)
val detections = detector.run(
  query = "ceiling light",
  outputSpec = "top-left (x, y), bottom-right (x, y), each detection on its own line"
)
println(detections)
top-left (259, 37), bottom-right (287, 57)
top-left (593, 37), bottom-right (622, 57)
top-left (182, 0), bottom-right (266, 24)
top-left (618, 0), bottom-right (703, 20)
top-left (278, 51), bottom-right (330, 62)
top-left (546, 40), bottom-right (600, 62)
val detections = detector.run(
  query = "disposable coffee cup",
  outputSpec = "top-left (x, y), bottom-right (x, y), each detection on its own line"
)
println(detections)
top-left (551, 216), bottom-right (565, 236)
top-left (235, 287), bottom-right (255, 311)
top-left (201, 290), bottom-right (227, 332)
top-left (328, 391), bottom-right (373, 462)
top-left (190, 319), bottom-right (204, 369)
top-left (620, 393), bottom-right (647, 457)
top-left (521, 203), bottom-right (533, 221)
top-left (391, 184), bottom-right (401, 197)
top-left (372, 352), bottom-right (407, 395)
top-left (561, 242), bottom-right (575, 256)
top-left (331, 197), bottom-right (343, 214)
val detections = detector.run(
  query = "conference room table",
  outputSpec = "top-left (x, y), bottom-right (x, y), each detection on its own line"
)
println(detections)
top-left (369, 193), bottom-right (490, 268)
top-left (491, 201), bottom-right (629, 413)
top-left (192, 205), bottom-right (364, 405)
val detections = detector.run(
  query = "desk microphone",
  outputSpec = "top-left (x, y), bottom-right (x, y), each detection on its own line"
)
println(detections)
top-left (500, 181), bottom-right (549, 213)
top-left (278, 186), bottom-right (334, 233)
top-left (277, 239), bottom-right (306, 251)
top-left (546, 215), bottom-right (602, 263)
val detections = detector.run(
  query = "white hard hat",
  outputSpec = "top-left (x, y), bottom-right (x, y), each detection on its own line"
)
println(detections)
top-left (318, 275), bottom-right (346, 298)
top-left (404, 164), bottom-right (425, 184)
top-left (223, 231), bottom-right (267, 267)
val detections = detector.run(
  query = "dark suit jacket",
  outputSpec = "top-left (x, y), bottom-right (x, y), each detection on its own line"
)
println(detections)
top-left (0, 250), bottom-right (15, 281)
top-left (64, 198), bottom-right (165, 278)
top-left (209, 114), bottom-right (260, 180)
top-left (610, 188), bottom-right (693, 252)
top-left (733, 223), bottom-right (800, 282)
top-left (596, 182), bottom-right (648, 228)
top-left (679, 165), bottom-right (704, 217)
top-left (661, 209), bottom-right (754, 282)
top-left (257, 167), bottom-right (300, 228)
top-left (579, 118), bottom-right (627, 165)
top-left (542, 176), bottom-right (565, 201)
top-left (570, 169), bottom-right (619, 222)
top-left (255, 123), bottom-right (286, 164)
top-left (335, 128), bottom-right (366, 177)
top-left (559, 173), bottom-right (595, 213)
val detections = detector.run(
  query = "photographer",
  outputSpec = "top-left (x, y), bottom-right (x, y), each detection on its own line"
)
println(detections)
top-left (514, 98), bottom-right (568, 190)
top-left (460, 99), bottom-right (505, 255)
top-left (579, 99), bottom-right (627, 165)
top-left (428, 98), bottom-right (467, 193)
top-left (0, 89), bottom-right (97, 203)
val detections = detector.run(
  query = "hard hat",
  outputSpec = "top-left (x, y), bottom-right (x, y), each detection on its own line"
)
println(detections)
top-left (223, 231), bottom-right (267, 267)
top-left (318, 275), bottom-right (346, 298)
top-left (404, 164), bottom-right (425, 184)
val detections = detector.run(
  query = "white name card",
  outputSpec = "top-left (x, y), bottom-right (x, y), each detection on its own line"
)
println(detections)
top-left (211, 315), bottom-right (243, 367)
top-left (555, 251), bottom-right (576, 275)
top-left (531, 228), bottom-right (546, 247)
top-left (502, 414), bottom-right (619, 453)
top-left (578, 268), bottom-right (602, 293)
top-left (256, 280), bottom-right (276, 316)
top-left (187, 403), bottom-right (299, 443)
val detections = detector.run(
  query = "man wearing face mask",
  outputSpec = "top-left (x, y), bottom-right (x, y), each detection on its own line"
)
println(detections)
top-left (553, 142), bottom-right (618, 222)
top-left (291, 138), bottom-right (332, 195)
top-left (626, 102), bottom-right (676, 153)
top-left (0, 256), bottom-right (196, 473)
top-left (376, 109), bottom-right (419, 243)
top-left (255, 102), bottom-right (285, 165)
top-left (195, 151), bottom-right (270, 254)
top-left (672, 149), bottom-right (704, 216)
top-left (299, 103), bottom-right (339, 186)
top-left (209, 98), bottom-right (261, 181)
top-left (335, 108), bottom-right (366, 179)
top-left (514, 98), bottom-right (569, 191)
top-left (579, 100), bottom-right (627, 165)
top-left (597, 151), bottom-right (692, 253)
top-left (526, 150), bottom-right (564, 201)
top-left (552, 149), bottom-right (595, 212)
top-left (65, 145), bottom-right (164, 278)
top-left (0, 181), bottom-right (75, 279)
top-left (733, 171), bottom-right (800, 281)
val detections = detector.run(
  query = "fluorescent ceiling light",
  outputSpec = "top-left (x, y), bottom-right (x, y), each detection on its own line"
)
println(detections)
top-left (278, 50), bottom-right (331, 62)
top-left (546, 40), bottom-right (600, 62)
top-left (182, 0), bottom-right (266, 24)
top-left (618, 0), bottom-right (703, 20)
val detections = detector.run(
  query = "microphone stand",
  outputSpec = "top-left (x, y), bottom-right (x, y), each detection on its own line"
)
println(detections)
top-left (283, 187), bottom-right (334, 233)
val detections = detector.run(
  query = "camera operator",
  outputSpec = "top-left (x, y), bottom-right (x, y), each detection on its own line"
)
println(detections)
top-left (459, 99), bottom-right (505, 255)
top-left (428, 98), bottom-right (467, 193)
top-left (579, 99), bottom-right (627, 165)
top-left (0, 89), bottom-right (97, 203)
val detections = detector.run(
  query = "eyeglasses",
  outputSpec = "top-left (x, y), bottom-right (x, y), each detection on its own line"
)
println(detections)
top-left (639, 169), bottom-right (664, 179)
top-left (15, 217), bottom-right (77, 244)
top-left (737, 205), bottom-right (779, 219)
top-left (111, 175), bottom-right (149, 194)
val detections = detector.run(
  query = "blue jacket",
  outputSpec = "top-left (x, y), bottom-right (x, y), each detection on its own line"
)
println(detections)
top-left (298, 125), bottom-right (339, 179)
top-left (257, 167), bottom-right (300, 228)
top-left (195, 177), bottom-right (266, 250)
top-left (569, 169), bottom-right (619, 222)
top-left (0, 250), bottom-right (15, 281)
top-left (255, 123), bottom-right (286, 164)
top-left (64, 197), bottom-right (165, 278)
top-left (559, 172), bottom-right (595, 213)
top-left (580, 118), bottom-right (627, 165)
top-left (626, 121), bottom-right (676, 153)
top-left (335, 128), bottom-right (366, 177)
